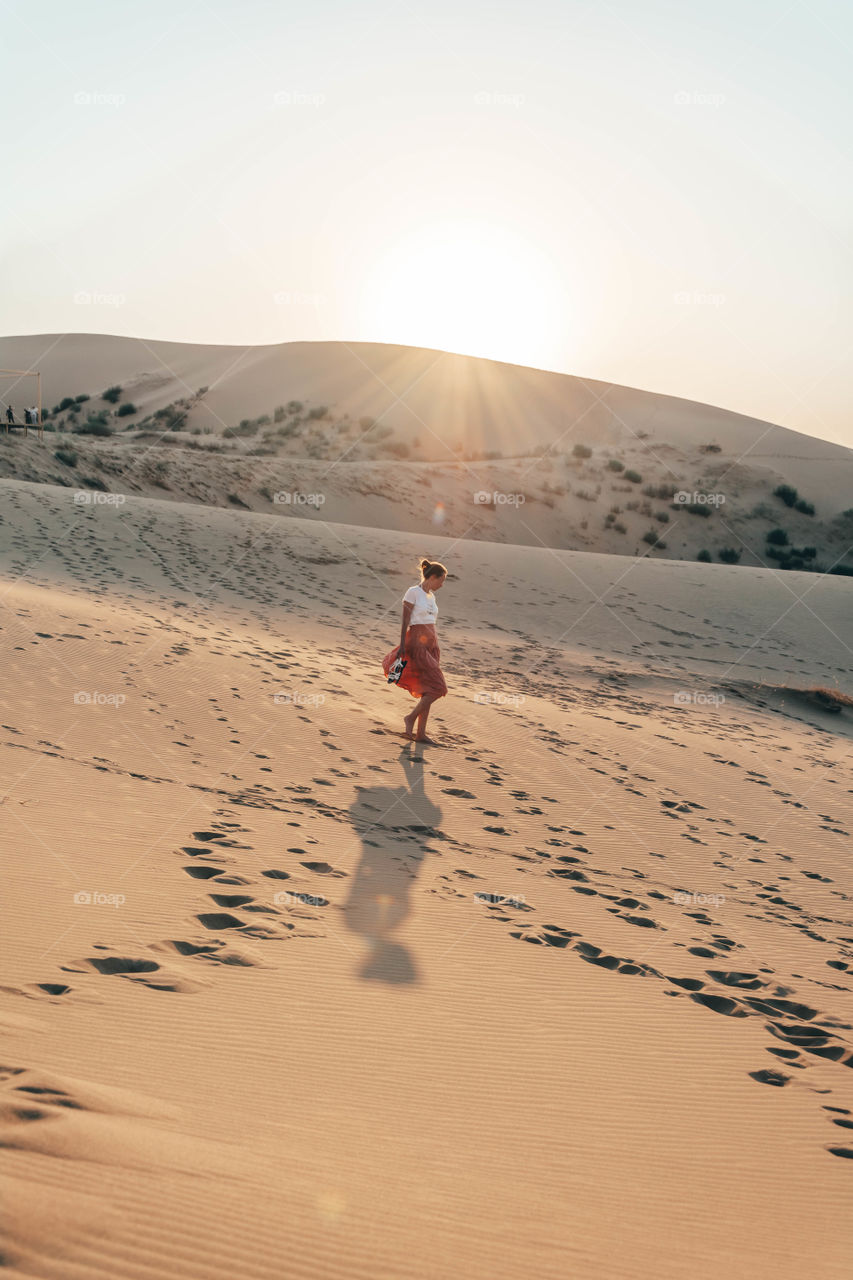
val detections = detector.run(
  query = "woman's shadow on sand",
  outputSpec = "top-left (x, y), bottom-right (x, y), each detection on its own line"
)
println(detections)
top-left (341, 748), bottom-right (443, 984)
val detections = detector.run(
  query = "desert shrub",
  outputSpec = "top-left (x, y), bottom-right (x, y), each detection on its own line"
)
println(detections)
top-left (197, 386), bottom-right (209, 396)
top-left (697, 549), bottom-right (712, 562)
top-left (655, 511), bottom-right (670, 523)
top-left (604, 512), bottom-right (615, 525)
top-left (274, 405), bottom-right (286, 423)
top-left (642, 528), bottom-right (666, 547)
top-left (307, 405), bottom-right (328, 420)
top-left (625, 469), bottom-right (642, 483)
top-left (801, 546), bottom-right (817, 558)
top-left (75, 414), bottom-right (113, 437)
top-left (794, 499), bottom-right (815, 515)
top-left (102, 386), bottom-right (122, 404)
top-left (74, 393), bottom-right (90, 404)
top-left (613, 521), bottom-right (627, 534)
top-left (699, 443), bottom-right (722, 453)
top-left (572, 443), bottom-right (592, 459)
top-left (767, 528), bottom-right (789, 546)
top-left (718, 547), bottom-right (741, 563)
top-left (387, 441), bottom-right (410, 457)
top-left (359, 416), bottom-right (375, 430)
top-left (153, 404), bottom-right (188, 430)
top-left (607, 459), bottom-right (624, 472)
top-left (54, 448), bottom-right (78, 467)
top-left (58, 396), bottom-right (76, 412)
top-left (287, 400), bottom-right (303, 414)
top-left (575, 489), bottom-right (597, 501)
top-left (116, 402), bottom-right (136, 417)
top-left (609, 504), bottom-right (622, 514)
top-left (684, 502), bottom-right (712, 517)
top-left (828, 564), bottom-right (853, 576)
top-left (80, 475), bottom-right (108, 490)
top-left (774, 484), bottom-right (798, 508)
top-left (256, 414), bottom-right (271, 426)
top-left (647, 483), bottom-right (678, 499)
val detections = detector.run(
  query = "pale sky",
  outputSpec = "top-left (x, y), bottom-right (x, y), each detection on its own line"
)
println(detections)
top-left (3, 0), bottom-right (851, 445)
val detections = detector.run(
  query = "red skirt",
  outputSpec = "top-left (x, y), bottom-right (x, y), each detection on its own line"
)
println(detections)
top-left (382, 624), bottom-right (447, 699)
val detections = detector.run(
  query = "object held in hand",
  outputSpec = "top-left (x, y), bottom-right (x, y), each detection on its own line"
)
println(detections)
top-left (387, 656), bottom-right (407, 684)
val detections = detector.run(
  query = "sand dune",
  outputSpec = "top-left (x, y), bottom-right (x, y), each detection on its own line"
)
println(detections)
top-left (2, 337), bottom-right (853, 578)
top-left (1, 477), bottom-right (851, 1278)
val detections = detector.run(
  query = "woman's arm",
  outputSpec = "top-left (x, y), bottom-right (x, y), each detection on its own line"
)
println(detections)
top-left (399, 601), bottom-right (414, 655)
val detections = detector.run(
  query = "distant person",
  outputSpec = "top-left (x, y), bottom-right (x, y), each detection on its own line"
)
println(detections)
top-left (5, 406), bottom-right (13, 426)
top-left (29, 406), bottom-right (38, 424)
top-left (382, 558), bottom-right (448, 743)
top-left (23, 408), bottom-right (31, 425)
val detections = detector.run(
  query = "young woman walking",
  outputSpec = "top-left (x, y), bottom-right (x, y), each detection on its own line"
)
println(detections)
top-left (382, 558), bottom-right (448, 743)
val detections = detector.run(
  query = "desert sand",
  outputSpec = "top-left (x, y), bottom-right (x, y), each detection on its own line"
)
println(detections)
top-left (1, 460), bottom-right (852, 1277)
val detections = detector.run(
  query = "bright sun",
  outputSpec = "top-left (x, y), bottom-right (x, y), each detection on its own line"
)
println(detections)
top-left (360, 220), bottom-right (566, 369)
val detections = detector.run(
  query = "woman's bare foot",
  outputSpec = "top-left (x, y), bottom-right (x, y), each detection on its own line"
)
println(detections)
top-left (403, 712), bottom-right (417, 738)
top-left (414, 734), bottom-right (438, 744)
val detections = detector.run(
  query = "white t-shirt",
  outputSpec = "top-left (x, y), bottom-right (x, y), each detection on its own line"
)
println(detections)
top-left (403, 583), bottom-right (438, 625)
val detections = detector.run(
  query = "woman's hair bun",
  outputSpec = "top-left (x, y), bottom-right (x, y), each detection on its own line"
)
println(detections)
top-left (420, 557), bottom-right (448, 579)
